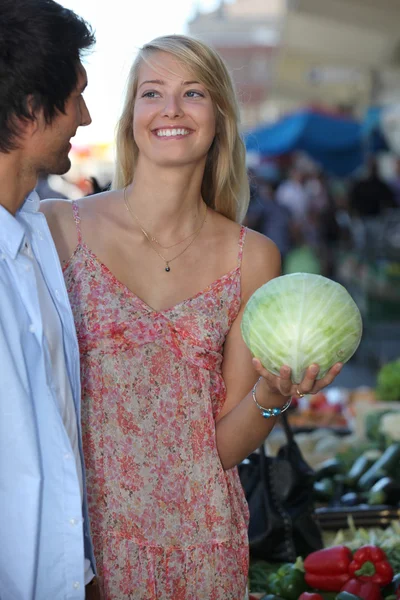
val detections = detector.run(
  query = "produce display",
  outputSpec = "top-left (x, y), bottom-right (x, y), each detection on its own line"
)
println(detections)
top-left (241, 273), bottom-right (362, 384)
top-left (312, 443), bottom-right (400, 509)
top-left (243, 337), bottom-right (400, 600)
top-left (248, 542), bottom-right (400, 599)
top-left (324, 520), bottom-right (400, 576)
top-left (247, 399), bottom-right (400, 600)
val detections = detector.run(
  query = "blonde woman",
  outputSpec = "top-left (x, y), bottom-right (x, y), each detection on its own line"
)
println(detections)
top-left (42, 35), bottom-right (342, 600)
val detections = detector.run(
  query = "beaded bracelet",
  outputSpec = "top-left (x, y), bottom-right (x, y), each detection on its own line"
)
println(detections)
top-left (252, 377), bottom-right (292, 418)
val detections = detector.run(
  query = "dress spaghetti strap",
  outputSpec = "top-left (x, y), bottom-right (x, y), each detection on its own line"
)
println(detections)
top-left (71, 201), bottom-right (83, 245)
top-left (237, 225), bottom-right (247, 268)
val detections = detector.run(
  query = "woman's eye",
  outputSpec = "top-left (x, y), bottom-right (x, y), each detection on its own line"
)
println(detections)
top-left (185, 90), bottom-right (204, 98)
top-left (142, 91), bottom-right (160, 98)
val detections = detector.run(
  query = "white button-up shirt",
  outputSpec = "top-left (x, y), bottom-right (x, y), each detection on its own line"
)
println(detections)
top-left (0, 191), bottom-right (95, 599)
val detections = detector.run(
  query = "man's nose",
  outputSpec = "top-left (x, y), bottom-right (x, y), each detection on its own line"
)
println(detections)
top-left (80, 97), bottom-right (92, 127)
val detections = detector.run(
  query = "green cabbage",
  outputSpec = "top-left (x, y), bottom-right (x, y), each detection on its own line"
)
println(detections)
top-left (241, 273), bottom-right (362, 384)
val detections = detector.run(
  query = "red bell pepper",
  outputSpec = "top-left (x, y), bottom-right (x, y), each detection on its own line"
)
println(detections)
top-left (304, 546), bottom-right (352, 591)
top-left (348, 546), bottom-right (394, 587)
top-left (298, 593), bottom-right (324, 600)
top-left (341, 578), bottom-right (383, 600)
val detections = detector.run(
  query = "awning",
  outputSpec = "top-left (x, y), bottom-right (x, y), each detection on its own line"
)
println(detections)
top-left (244, 108), bottom-right (365, 176)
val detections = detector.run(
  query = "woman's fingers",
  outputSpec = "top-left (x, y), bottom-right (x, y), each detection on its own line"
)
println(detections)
top-left (252, 359), bottom-right (343, 397)
top-left (278, 365), bottom-right (292, 395)
top-left (310, 362), bottom-right (342, 393)
top-left (297, 364), bottom-right (320, 395)
top-left (252, 358), bottom-right (293, 395)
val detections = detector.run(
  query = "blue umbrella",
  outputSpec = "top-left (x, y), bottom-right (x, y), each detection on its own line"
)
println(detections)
top-left (244, 108), bottom-right (365, 177)
top-left (362, 106), bottom-right (389, 152)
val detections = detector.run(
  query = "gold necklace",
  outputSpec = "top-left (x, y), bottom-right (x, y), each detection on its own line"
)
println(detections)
top-left (123, 187), bottom-right (207, 273)
top-left (138, 206), bottom-right (206, 250)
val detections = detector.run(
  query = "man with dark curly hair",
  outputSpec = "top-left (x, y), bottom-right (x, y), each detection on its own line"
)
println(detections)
top-left (0, 1), bottom-right (100, 598)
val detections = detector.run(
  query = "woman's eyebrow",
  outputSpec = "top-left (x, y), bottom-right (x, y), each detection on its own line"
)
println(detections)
top-left (138, 79), bottom-right (165, 89)
top-left (138, 79), bottom-right (202, 89)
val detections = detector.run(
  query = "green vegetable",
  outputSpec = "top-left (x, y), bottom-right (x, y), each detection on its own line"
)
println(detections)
top-left (358, 444), bottom-right (400, 490)
top-left (315, 458), bottom-right (344, 481)
top-left (368, 477), bottom-right (400, 506)
top-left (314, 478), bottom-right (335, 502)
top-left (336, 442), bottom-right (381, 475)
top-left (249, 560), bottom-right (284, 593)
top-left (240, 273), bottom-right (362, 384)
top-left (376, 358), bottom-right (400, 402)
top-left (340, 492), bottom-right (368, 507)
top-left (267, 558), bottom-right (309, 600)
top-left (345, 451), bottom-right (382, 487)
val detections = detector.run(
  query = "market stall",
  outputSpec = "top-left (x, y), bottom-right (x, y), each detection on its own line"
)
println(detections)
top-left (244, 360), bottom-right (400, 600)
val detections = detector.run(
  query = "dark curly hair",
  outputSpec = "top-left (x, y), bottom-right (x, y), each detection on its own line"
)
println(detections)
top-left (0, 0), bottom-right (95, 152)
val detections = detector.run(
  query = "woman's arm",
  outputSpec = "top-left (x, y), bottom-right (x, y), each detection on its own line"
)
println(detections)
top-left (215, 230), bottom-right (341, 470)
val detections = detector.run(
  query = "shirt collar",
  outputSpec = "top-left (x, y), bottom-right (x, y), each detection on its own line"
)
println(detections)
top-left (0, 190), bottom-right (40, 259)
top-left (0, 204), bottom-right (26, 260)
top-left (20, 190), bottom-right (41, 213)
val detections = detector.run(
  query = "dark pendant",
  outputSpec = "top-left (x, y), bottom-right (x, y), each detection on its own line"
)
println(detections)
top-left (165, 265), bottom-right (171, 272)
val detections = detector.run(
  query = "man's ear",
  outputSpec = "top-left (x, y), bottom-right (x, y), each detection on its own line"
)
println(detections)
top-left (24, 95), bottom-right (45, 135)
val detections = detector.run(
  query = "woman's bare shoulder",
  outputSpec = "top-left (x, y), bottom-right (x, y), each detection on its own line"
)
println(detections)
top-left (41, 189), bottom-right (117, 215)
top-left (40, 196), bottom-right (73, 219)
top-left (40, 190), bottom-right (120, 263)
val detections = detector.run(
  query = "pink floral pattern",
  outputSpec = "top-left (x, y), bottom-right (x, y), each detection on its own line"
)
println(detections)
top-left (64, 202), bottom-right (249, 599)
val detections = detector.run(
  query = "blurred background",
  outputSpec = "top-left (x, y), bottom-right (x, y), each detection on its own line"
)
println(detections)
top-left (44, 0), bottom-right (400, 405)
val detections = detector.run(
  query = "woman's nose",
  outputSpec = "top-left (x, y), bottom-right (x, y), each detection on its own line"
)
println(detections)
top-left (161, 95), bottom-right (183, 119)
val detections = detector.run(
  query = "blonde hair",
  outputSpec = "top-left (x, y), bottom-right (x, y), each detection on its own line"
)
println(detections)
top-left (112, 34), bottom-right (249, 223)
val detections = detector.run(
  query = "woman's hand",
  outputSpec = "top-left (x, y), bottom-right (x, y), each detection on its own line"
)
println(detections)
top-left (252, 358), bottom-right (343, 397)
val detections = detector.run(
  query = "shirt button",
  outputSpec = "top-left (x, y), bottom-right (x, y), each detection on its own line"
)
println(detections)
top-left (69, 518), bottom-right (78, 526)
top-left (37, 230), bottom-right (44, 240)
top-left (55, 289), bottom-right (61, 300)
top-left (72, 581), bottom-right (80, 590)
top-left (24, 264), bottom-right (31, 272)
top-left (29, 324), bottom-right (35, 333)
top-left (64, 452), bottom-right (71, 460)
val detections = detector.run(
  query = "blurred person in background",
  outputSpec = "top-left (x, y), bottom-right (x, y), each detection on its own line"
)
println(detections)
top-left (41, 34), bottom-right (342, 599)
top-left (0, 1), bottom-right (99, 598)
top-left (390, 157), bottom-right (400, 207)
top-left (303, 169), bottom-right (342, 278)
top-left (317, 177), bottom-right (342, 278)
top-left (245, 166), bottom-right (292, 261)
top-left (304, 168), bottom-right (330, 216)
top-left (349, 157), bottom-right (396, 218)
top-left (275, 165), bottom-right (309, 222)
